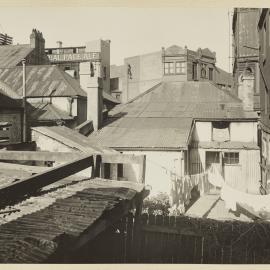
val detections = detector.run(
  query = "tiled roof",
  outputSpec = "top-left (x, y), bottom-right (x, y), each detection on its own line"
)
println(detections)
top-left (0, 44), bottom-right (33, 68)
top-left (88, 81), bottom-right (258, 150)
top-left (0, 177), bottom-right (144, 263)
top-left (0, 65), bottom-right (87, 98)
top-left (32, 125), bottom-right (115, 154)
top-left (29, 102), bottom-right (73, 122)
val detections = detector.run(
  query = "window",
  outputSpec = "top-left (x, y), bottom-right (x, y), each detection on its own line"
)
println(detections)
top-left (192, 62), bottom-right (198, 80)
top-left (224, 152), bottom-right (239, 165)
top-left (175, 61), bottom-right (186, 74)
top-left (201, 66), bottom-right (206, 78)
top-left (118, 164), bottom-right (123, 178)
top-left (164, 62), bottom-right (174, 75)
top-left (209, 68), bottom-right (213, 80)
top-left (212, 121), bottom-right (230, 142)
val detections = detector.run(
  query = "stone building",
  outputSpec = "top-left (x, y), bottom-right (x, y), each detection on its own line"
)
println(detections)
top-left (111, 45), bottom-right (234, 103)
top-left (258, 8), bottom-right (270, 193)
top-left (232, 8), bottom-right (261, 112)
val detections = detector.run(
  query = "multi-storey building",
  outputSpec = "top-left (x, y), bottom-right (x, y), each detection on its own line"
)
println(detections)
top-left (258, 8), bottom-right (270, 193)
top-left (45, 39), bottom-right (111, 94)
top-left (111, 45), bottom-right (234, 103)
top-left (232, 8), bottom-right (261, 112)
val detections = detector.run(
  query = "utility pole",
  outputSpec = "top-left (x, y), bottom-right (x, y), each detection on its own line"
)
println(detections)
top-left (22, 59), bottom-right (27, 142)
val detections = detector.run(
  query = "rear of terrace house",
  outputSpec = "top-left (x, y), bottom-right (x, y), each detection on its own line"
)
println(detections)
top-left (88, 81), bottom-right (260, 201)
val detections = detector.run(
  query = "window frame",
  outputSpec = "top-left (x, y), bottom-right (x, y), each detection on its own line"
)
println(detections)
top-left (223, 152), bottom-right (240, 165)
top-left (164, 62), bottom-right (174, 75)
top-left (175, 61), bottom-right (186, 74)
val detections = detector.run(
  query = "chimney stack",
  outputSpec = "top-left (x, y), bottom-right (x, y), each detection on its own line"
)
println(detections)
top-left (57, 41), bottom-right (63, 48)
top-left (79, 62), bottom-right (103, 131)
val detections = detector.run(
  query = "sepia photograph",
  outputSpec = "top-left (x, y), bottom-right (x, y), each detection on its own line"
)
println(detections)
top-left (0, 0), bottom-right (269, 266)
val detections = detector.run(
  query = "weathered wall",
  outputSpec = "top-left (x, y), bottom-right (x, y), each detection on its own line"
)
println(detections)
top-left (121, 150), bottom-right (184, 196)
top-left (122, 51), bottom-right (162, 102)
top-left (190, 147), bottom-right (260, 194)
top-left (193, 121), bottom-right (257, 143)
top-left (0, 109), bottom-right (22, 144)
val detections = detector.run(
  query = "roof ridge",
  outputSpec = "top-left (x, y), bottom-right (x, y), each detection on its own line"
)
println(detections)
top-left (58, 67), bottom-right (87, 97)
top-left (207, 81), bottom-right (242, 102)
top-left (124, 81), bottom-right (162, 104)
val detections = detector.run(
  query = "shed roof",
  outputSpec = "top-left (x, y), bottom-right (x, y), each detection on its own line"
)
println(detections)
top-left (0, 44), bottom-right (33, 68)
top-left (0, 65), bottom-right (87, 98)
top-left (29, 102), bottom-right (74, 122)
top-left (88, 81), bottom-right (258, 150)
top-left (32, 125), bottom-right (115, 154)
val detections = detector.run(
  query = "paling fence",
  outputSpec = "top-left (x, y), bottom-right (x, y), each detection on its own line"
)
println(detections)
top-left (71, 212), bottom-right (270, 264)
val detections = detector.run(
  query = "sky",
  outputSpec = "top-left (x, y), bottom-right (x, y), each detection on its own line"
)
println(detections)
top-left (0, 7), bottom-right (233, 72)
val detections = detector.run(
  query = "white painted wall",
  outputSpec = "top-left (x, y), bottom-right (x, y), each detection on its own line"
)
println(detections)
top-left (230, 122), bottom-right (257, 142)
top-left (193, 122), bottom-right (212, 141)
top-left (193, 121), bottom-right (257, 143)
top-left (121, 150), bottom-right (184, 197)
top-left (27, 97), bottom-right (78, 117)
top-left (31, 129), bottom-right (92, 177)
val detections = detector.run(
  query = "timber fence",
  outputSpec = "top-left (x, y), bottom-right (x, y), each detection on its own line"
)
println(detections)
top-left (72, 212), bottom-right (270, 264)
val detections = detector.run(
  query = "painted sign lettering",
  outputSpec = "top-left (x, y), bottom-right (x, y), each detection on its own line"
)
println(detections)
top-left (47, 52), bottom-right (100, 62)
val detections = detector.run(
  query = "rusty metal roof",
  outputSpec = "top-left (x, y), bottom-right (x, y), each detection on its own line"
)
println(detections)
top-left (0, 177), bottom-right (144, 263)
top-left (0, 44), bottom-right (33, 68)
top-left (0, 65), bottom-right (87, 98)
top-left (32, 125), bottom-right (116, 154)
top-left (88, 81), bottom-right (258, 150)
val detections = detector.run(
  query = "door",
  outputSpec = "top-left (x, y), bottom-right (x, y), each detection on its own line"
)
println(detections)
top-left (205, 151), bottom-right (221, 171)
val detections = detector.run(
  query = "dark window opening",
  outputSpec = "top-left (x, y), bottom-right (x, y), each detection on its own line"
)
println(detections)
top-left (192, 62), bottom-right (198, 80)
top-left (118, 164), bottom-right (124, 178)
top-left (209, 68), bottom-right (213, 80)
top-left (104, 163), bottom-right (110, 179)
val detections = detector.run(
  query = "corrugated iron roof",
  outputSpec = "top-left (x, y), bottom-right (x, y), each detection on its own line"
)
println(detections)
top-left (215, 67), bottom-right (234, 86)
top-left (88, 117), bottom-right (193, 150)
top-left (195, 141), bottom-right (259, 150)
top-left (32, 125), bottom-right (115, 154)
top-left (103, 91), bottom-right (120, 104)
top-left (0, 177), bottom-right (144, 263)
top-left (0, 44), bottom-right (33, 68)
top-left (88, 81), bottom-right (258, 150)
top-left (29, 102), bottom-right (73, 122)
top-left (0, 65), bottom-right (87, 98)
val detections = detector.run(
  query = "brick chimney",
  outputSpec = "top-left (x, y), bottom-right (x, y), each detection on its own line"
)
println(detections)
top-left (79, 62), bottom-right (103, 130)
top-left (30, 29), bottom-right (45, 64)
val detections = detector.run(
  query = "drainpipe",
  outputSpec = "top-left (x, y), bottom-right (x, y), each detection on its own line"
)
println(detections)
top-left (22, 59), bottom-right (27, 142)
